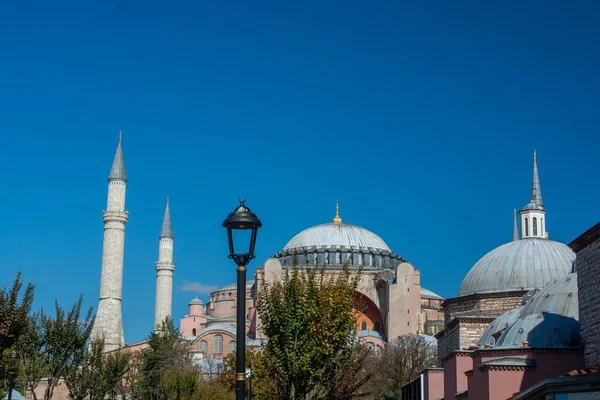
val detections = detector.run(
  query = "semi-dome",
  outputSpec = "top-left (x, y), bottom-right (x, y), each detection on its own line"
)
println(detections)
top-left (458, 238), bottom-right (575, 297)
top-left (283, 222), bottom-right (390, 252)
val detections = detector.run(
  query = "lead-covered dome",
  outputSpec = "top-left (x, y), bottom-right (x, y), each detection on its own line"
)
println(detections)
top-left (283, 222), bottom-right (390, 252)
top-left (459, 238), bottom-right (575, 297)
top-left (274, 206), bottom-right (405, 269)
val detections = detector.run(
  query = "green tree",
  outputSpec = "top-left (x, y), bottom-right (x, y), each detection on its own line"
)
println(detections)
top-left (64, 338), bottom-right (129, 400)
top-left (0, 272), bottom-right (35, 362)
top-left (134, 317), bottom-right (193, 400)
top-left (367, 334), bottom-right (438, 400)
top-left (256, 265), bottom-right (367, 399)
top-left (17, 295), bottom-right (94, 400)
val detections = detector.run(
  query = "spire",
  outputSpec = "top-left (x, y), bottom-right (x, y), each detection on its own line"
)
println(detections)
top-left (332, 201), bottom-right (342, 224)
top-left (513, 208), bottom-right (519, 241)
top-left (109, 131), bottom-right (127, 181)
top-left (530, 150), bottom-right (543, 208)
top-left (160, 196), bottom-right (173, 238)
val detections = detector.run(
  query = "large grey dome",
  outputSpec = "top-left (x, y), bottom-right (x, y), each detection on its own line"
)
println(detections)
top-left (283, 222), bottom-right (390, 252)
top-left (458, 238), bottom-right (575, 297)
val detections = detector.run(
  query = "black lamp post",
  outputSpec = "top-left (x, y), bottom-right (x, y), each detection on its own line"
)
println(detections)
top-left (223, 200), bottom-right (262, 400)
top-left (7, 350), bottom-right (18, 400)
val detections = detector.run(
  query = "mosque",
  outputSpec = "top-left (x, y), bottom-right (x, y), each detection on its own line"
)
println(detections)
top-left (87, 135), bottom-right (600, 400)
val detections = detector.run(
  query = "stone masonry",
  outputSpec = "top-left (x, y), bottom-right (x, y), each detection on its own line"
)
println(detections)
top-left (91, 135), bottom-right (128, 352)
top-left (571, 222), bottom-right (600, 367)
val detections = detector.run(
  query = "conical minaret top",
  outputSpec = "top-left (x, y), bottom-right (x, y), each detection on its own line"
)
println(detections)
top-left (160, 196), bottom-right (174, 238)
top-left (513, 208), bottom-right (519, 241)
top-left (109, 131), bottom-right (127, 182)
top-left (530, 150), bottom-right (543, 209)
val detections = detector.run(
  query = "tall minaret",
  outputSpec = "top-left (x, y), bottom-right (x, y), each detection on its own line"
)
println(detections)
top-left (154, 197), bottom-right (175, 329)
top-left (91, 132), bottom-right (128, 351)
top-left (519, 150), bottom-right (548, 239)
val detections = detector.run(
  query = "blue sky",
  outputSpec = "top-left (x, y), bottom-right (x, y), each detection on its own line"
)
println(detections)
top-left (1, 0), bottom-right (599, 343)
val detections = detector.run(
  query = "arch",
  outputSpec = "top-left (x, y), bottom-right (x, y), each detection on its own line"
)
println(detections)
top-left (213, 335), bottom-right (223, 354)
top-left (199, 340), bottom-right (208, 353)
top-left (373, 321), bottom-right (381, 332)
top-left (361, 321), bottom-right (368, 331)
top-left (228, 341), bottom-right (236, 353)
top-left (533, 217), bottom-right (538, 236)
top-left (353, 291), bottom-right (385, 334)
top-left (525, 217), bottom-right (529, 236)
top-left (192, 328), bottom-right (197, 336)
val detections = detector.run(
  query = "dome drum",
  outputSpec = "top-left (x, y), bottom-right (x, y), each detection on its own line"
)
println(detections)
top-left (274, 247), bottom-right (405, 269)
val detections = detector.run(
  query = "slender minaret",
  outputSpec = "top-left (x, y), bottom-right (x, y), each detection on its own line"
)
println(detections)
top-left (154, 197), bottom-right (175, 330)
top-left (519, 150), bottom-right (548, 239)
top-left (92, 132), bottom-right (128, 351)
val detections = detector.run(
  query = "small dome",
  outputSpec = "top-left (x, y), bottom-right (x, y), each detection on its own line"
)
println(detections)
top-left (283, 223), bottom-right (390, 252)
top-left (522, 202), bottom-right (544, 211)
top-left (478, 306), bottom-right (524, 348)
top-left (219, 280), bottom-right (255, 291)
top-left (417, 334), bottom-right (438, 348)
top-left (421, 287), bottom-right (444, 300)
top-left (189, 297), bottom-right (203, 305)
top-left (483, 273), bottom-right (581, 349)
top-left (459, 239), bottom-right (575, 297)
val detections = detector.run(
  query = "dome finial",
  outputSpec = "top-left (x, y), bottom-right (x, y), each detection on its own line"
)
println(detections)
top-left (333, 201), bottom-right (342, 224)
top-left (417, 314), bottom-right (423, 334)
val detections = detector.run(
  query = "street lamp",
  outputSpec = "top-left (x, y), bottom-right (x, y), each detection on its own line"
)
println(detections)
top-left (223, 200), bottom-right (262, 400)
top-left (7, 350), bottom-right (18, 400)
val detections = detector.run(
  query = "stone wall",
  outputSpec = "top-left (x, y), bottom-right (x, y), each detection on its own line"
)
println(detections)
top-left (571, 222), bottom-right (600, 368)
top-left (444, 293), bottom-right (525, 324)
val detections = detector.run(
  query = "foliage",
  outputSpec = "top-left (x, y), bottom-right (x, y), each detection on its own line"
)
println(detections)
top-left (133, 317), bottom-right (194, 399)
top-left (256, 264), bottom-right (365, 399)
top-left (217, 348), bottom-right (277, 399)
top-left (16, 295), bottom-right (94, 400)
top-left (64, 338), bottom-right (129, 400)
top-left (0, 272), bottom-right (35, 363)
top-left (366, 334), bottom-right (438, 400)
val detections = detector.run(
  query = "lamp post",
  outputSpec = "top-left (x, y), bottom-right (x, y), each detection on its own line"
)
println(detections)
top-left (223, 200), bottom-right (262, 400)
top-left (7, 350), bottom-right (18, 400)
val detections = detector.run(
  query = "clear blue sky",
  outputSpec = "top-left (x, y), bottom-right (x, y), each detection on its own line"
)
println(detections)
top-left (1, 0), bottom-right (599, 343)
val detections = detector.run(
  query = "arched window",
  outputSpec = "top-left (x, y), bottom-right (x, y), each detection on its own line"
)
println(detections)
top-left (533, 217), bottom-right (538, 236)
top-left (213, 335), bottom-right (223, 354)
top-left (228, 341), bottom-right (236, 353)
top-left (192, 328), bottom-right (197, 336)
top-left (199, 340), bottom-right (208, 353)
top-left (361, 321), bottom-right (368, 331)
top-left (374, 321), bottom-right (381, 332)
top-left (525, 217), bottom-right (529, 236)
top-left (335, 251), bottom-right (341, 265)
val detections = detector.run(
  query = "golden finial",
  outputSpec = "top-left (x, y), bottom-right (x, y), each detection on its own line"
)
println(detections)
top-left (417, 314), bottom-right (423, 335)
top-left (333, 201), bottom-right (342, 224)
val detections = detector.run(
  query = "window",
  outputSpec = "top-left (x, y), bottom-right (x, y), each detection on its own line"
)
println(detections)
top-left (374, 321), bottom-right (381, 332)
top-left (361, 321), bottom-right (368, 331)
top-left (228, 341), bottom-right (236, 353)
top-left (533, 217), bottom-right (538, 236)
top-left (213, 335), bottom-right (223, 354)
top-left (192, 328), bottom-right (197, 336)
top-left (525, 217), bottom-right (529, 236)
top-left (199, 340), bottom-right (208, 353)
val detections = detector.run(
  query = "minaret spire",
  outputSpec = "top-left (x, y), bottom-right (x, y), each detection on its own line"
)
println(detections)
top-left (109, 131), bottom-right (127, 181)
top-left (333, 201), bottom-right (342, 224)
top-left (155, 197), bottom-right (175, 329)
top-left (513, 208), bottom-right (519, 241)
top-left (530, 150), bottom-right (543, 208)
top-left (160, 196), bottom-right (174, 238)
